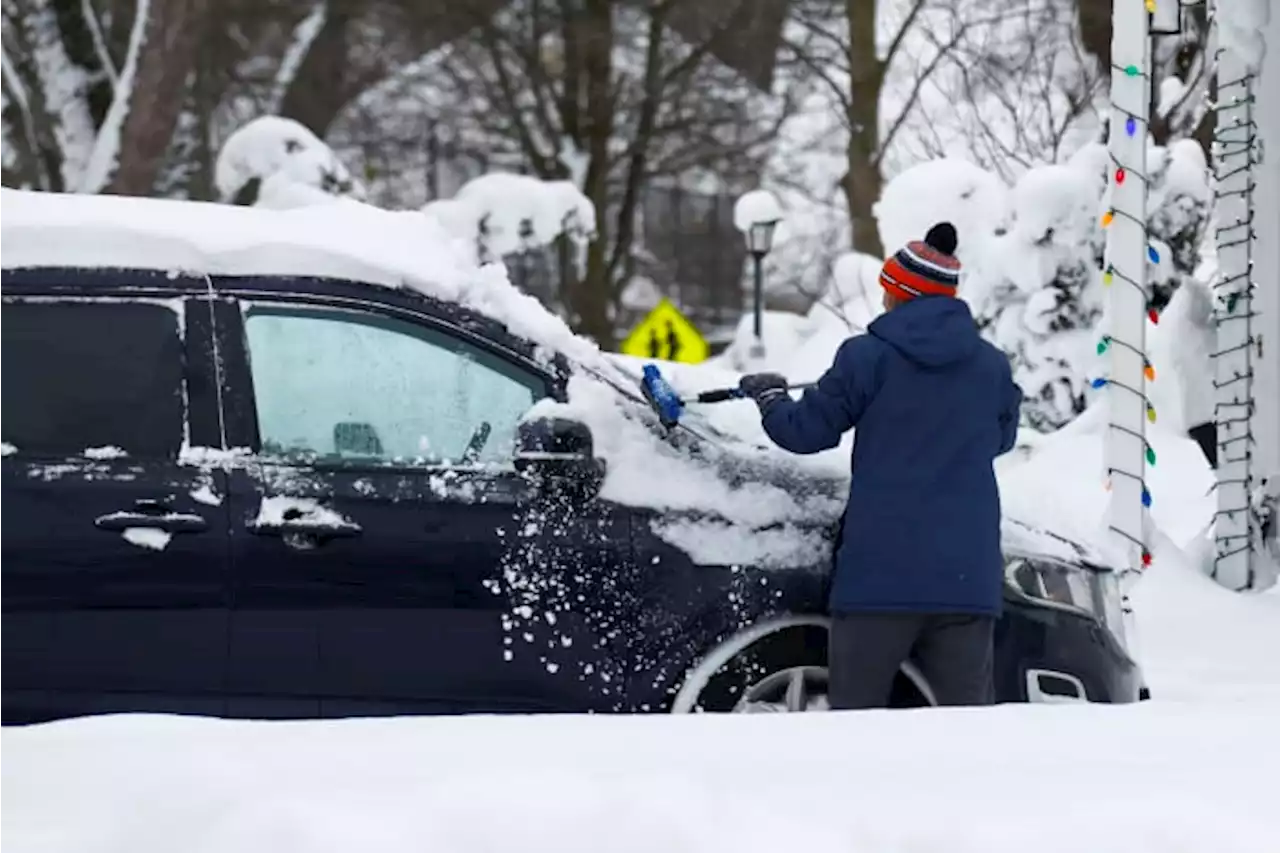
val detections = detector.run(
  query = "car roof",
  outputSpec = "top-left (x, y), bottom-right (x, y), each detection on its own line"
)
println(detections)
top-left (0, 189), bottom-right (592, 374)
top-left (1, 189), bottom-right (474, 289)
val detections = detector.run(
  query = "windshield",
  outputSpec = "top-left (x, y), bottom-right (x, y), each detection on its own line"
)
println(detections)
top-left (583, 358), bottom-right (751, 448)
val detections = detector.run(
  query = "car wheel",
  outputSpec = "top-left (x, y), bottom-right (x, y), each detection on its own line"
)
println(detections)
top-left (670, 615), bottom-right (935, 713)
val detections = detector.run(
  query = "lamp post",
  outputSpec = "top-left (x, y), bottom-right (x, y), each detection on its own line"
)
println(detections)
top-left (733, 189), bottom-right (783, 360)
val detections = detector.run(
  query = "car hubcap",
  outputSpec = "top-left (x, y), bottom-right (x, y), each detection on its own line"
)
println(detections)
top-left (732, 665), bottom-right (830, 712)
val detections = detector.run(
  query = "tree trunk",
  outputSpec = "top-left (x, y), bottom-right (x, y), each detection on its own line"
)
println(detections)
top-left (1075, 0), bottom-right (1111, 74)
top-left (106, 0), bottom-right (208, 196)
top-left (566, 0), bottom-right (616, 348)
top-left (277, 1), bottom-right (358, 137)
top-left (843, 0), bottom-right (885, 258)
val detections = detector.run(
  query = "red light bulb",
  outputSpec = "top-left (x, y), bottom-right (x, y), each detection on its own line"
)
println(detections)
top-left (1147, 307), bottom-right (1159, 324)
top-left (1115, 168), bottom-right (1126, 185)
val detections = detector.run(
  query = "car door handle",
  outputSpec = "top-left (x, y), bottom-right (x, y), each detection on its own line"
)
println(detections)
top-left (95, 510), bottom-right (209, 533)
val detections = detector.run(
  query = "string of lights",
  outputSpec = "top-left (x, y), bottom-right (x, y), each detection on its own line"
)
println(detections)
top-left (1209, 37), bottom-right (1262, 591)
top-left (1100, 4), bottom-right (1156, 575)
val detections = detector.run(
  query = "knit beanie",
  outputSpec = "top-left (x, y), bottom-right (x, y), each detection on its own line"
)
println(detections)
top-left (879, 222), bottom-right (961, 302)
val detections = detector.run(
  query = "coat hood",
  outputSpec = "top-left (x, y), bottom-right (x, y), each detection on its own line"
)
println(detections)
top-left (868, 296), bottom-right (981, 368)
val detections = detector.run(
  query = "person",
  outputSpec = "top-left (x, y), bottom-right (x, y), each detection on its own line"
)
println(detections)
top-left (738, 222), bottom-right (1022, 709)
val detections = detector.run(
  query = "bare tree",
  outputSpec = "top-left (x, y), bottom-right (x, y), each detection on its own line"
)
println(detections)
top-left (919, 0), bottom-right (1102, 185)
top-left (376, 0), bottom-right (801, 347)
top-left (781, 0), bottom-right (1113, 258)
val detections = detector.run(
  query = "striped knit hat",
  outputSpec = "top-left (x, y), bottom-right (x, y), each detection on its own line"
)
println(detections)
top-left (879, 222), bottom-right (961, 302)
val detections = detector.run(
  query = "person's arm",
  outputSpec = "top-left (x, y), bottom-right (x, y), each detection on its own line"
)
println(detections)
top-left (997, 361), bottom-right (1023, 455)
top-left (744, 336), bottom-right (881, 455)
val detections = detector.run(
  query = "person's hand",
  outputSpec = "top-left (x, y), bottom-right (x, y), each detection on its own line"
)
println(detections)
top-left (739, 372), bottom-right (789, 412)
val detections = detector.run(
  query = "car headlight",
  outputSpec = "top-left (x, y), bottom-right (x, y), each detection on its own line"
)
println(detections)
top-left (1006, 557), bottom-right (1133, 656)
top-left (1004, 558), bottom-right (1104, 620)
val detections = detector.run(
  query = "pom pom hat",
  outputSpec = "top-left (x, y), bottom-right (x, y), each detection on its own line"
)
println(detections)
top-left (879, 222), bottom-right (961, 302)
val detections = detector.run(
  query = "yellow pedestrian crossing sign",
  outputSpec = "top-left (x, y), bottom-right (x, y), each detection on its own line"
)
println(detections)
top-left (619, 298), bottom-right (709, 364)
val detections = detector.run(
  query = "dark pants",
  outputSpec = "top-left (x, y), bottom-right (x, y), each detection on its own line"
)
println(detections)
top-left (828, 612), bottom-right (995, 709)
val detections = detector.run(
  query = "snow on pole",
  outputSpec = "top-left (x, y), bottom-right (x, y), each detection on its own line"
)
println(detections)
top-left (1209, 21), bottom-right (1263, 590)
top-left (1100, 0), bottom-right (1154, 586)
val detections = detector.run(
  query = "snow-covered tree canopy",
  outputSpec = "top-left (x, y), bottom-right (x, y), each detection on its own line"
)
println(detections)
top-left (422, 173), bottom-right (596, 267)
top-left (215, 116), bottom-right (363, 210)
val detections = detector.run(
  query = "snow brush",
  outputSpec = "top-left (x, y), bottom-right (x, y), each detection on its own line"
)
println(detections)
top-left (639, 363), bottom-right (815, 429)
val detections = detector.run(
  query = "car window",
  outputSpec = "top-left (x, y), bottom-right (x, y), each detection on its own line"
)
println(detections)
top-left (1, 299), bottom-right (185, 459)
top-left (243, 305), bottom-right (545, 466)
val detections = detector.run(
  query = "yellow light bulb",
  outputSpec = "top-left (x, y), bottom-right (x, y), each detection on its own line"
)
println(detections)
top-left (1146, 405), bottom-right (1157, 424)
top-left (1145, 0), bottom-right (1155, 12)
top-left (1103, 270), bottom-right (1113, 285)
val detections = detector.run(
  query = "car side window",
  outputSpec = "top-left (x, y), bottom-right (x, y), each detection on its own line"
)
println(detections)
top-left (1, 299), bottom-right (185, 459)
top-left (242, 304), bottom-right (546, 466)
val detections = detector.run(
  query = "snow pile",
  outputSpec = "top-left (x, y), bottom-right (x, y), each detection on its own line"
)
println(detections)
top-left (6, 696), bottom-right (1280, 853)
top-left (712, 310), bottom-right (814, 374)
top-left (423, 173), bottom-right (597, 267)
top-left (215, 116), bottom-right (364, 209)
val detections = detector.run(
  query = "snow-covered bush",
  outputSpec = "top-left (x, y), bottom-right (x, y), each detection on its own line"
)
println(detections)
top-left (969, 145), bottom-right (1109, 432)
top-left (216, 117), bottom-right (364, 210)
top-left (1145, 140), bottom-right (1211, 312)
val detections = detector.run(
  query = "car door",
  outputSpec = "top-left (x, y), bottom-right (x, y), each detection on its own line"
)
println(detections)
top-left (214, 281), bottom-right (601, 716)
top-left (0, 271), bottom-right (231, 723)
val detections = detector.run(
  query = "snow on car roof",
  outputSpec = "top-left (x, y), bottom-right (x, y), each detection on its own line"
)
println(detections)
top-left (0, 188), bottom-right (599, 366)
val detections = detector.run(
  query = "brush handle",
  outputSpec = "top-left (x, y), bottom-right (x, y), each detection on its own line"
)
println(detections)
top-left (696, 387), bottom-right (743, 403)
top-left (695, 381), bottom-right (817, 404)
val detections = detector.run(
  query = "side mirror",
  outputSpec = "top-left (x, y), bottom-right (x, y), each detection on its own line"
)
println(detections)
top-left (513, 416), bottom-right (606, 496)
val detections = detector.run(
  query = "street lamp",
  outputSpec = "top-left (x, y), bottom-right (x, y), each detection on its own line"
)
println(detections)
top-left (733, 189), bottom-right (783, 359)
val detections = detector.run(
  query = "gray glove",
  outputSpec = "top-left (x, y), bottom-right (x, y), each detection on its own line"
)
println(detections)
top-left (739, 372), bottom-right (789, 413)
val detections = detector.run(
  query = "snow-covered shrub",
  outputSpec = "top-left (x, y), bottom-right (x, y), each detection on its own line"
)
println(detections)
top-left (215, 116), bottom-right (364, 209)
top-left (420, 173), bottom-right (597, 311)
top-left (961, 146), bottom-right (1108, 432)
top-left (1145, 140), bottom-right (1211, 312)
top-left (422, 173), bottom-right (596, 271)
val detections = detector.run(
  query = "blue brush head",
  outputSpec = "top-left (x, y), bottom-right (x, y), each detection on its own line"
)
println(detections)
top-left (640, 363), bottom-right (684, 428)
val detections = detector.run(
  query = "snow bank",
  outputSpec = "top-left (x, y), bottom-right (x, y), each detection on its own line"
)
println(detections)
top-left (6, 699), bottom-right (1279, 853)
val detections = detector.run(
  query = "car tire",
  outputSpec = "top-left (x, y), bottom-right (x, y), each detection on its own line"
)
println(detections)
top-left (670, 615), bottom-right (935, 713)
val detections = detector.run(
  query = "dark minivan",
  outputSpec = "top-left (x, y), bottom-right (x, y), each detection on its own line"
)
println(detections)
top-left (1, 192), bottom-right (1142, 723)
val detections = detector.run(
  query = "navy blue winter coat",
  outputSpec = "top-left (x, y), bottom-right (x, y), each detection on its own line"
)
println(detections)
top-left (761, 297), bottom-right (1022, 616)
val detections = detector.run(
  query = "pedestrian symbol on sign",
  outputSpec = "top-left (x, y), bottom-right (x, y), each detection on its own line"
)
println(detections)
top-left (619, 298), bottom-right (709, 364)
